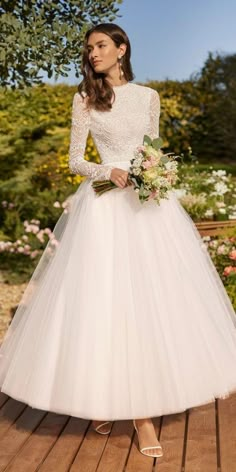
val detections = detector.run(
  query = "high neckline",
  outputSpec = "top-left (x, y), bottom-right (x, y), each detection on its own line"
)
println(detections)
top-left (112, 82), bottom-right (130, 89)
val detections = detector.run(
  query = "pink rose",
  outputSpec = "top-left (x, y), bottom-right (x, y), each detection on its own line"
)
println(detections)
top-left (142, 160), bottom-right (152, 169)
top-left (229, 250), bottom-right (236, 260)
top-left (223, 266), bottom-right (236, 276)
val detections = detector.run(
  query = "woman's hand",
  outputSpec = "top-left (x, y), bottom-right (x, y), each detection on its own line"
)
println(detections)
top-left (110, 168), bottom-right (130, 189)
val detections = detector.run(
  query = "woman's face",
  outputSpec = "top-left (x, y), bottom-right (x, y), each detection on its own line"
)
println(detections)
top-left (87, 31), bottom-right (126, 76)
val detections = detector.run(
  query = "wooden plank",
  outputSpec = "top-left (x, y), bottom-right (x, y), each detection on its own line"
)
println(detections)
top-left (195, 220), bottom-right (236, 229)
top-left (185, 402), bottom-right (218, 472)
top-left (0, 392), bottom-right (9, 408)
top-left (0, 406), bottom-right (46, 471)
top-left (0, 399), bottom-right (26, 439)
top-left (195, 219), bottom-right (236, 237)
top-left (218, 393), bottom-right (236, 472)
top-left (67, 420), bottom-right (113, 472)
top-left (4, 412), bottom-right (70, 472)
top-left (39, 417), bottom-right (89, 472)
top-left (95, 420), bottom-right (132, 472)
top-left (154, 412), bottom-right (186, 471)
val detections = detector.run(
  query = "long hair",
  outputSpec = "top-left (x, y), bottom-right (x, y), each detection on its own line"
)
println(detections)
top-left (78, 23), bottom-right (134, 111)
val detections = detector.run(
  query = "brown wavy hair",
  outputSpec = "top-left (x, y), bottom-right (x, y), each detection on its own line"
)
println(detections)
top-left (78, 23), bottom-right (135, 111)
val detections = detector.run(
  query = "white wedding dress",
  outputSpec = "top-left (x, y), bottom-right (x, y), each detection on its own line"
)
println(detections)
top-left (1, 82), bottom-right (236, 421)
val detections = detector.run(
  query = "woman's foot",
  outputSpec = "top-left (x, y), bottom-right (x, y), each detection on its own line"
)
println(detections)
top-left (92, 420), bottom-right (112, 434)
top-left (133, 418), bottom-right (163, 457)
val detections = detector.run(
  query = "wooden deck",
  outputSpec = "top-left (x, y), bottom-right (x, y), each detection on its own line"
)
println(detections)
top-left (0, 391), bottom-right (236, 471)
top-left (195, 219), bottom-right (236, 237)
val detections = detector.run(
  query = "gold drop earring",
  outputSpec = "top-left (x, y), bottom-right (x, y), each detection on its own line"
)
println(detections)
top-left (118, 55), bottom-right (124, 79)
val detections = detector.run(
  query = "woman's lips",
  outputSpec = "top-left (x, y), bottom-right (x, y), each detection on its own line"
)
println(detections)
top-left (93, 61), bottom-right (102, 66)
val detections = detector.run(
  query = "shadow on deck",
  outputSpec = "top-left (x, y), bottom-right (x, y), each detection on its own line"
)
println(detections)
top-left (0, 391), bottom-right (236, 471)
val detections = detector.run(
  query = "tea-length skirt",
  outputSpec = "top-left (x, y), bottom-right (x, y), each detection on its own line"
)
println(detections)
top-left (0, 161), bottom-right (236, 420)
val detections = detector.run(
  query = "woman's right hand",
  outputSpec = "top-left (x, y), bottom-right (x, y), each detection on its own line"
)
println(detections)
top-left (110, 168), bottom-right (130, 189)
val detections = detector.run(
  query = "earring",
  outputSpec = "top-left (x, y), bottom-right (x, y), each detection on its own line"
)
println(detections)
top-left (118, 55), bottom-right (124, 79)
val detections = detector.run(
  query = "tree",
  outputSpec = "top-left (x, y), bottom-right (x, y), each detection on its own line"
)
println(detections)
top-left (192, 52), bottom-right (236, 163)
top-left (0, 0), bottom-right (122, 88)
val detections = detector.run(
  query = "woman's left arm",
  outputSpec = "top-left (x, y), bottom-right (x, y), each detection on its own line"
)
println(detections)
top-left (147, 89), bottom-right (161, 140)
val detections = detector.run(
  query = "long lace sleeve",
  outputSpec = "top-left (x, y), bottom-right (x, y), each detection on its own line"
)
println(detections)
top-left (69, 93), bottom-right (114, 180)
top-left (147, 89), bottom-right (160, 140)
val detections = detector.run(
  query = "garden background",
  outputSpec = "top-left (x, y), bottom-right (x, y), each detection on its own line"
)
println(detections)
top-left (0, 0), bottom-right (235, 340)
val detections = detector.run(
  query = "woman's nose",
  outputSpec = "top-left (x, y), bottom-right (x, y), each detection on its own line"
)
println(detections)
top-left (90, 48), bottom-right (98, 59)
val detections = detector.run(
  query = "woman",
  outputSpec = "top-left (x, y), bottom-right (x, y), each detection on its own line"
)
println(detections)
top-left (1, 23), bottom-right (236, 460)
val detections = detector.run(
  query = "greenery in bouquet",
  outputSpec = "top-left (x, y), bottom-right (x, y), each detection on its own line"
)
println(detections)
top-left (92, 135), bottom-right (180, 204)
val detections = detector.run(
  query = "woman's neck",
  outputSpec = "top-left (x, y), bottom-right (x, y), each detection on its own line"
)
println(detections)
top-left (105, 72), bottom-right (127, 88)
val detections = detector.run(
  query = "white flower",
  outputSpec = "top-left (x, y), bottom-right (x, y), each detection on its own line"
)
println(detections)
top-left (215, 201), bottom-right (226, 208)
top-left (209, 240), bottom-right (218, 248)
top-left (205, 177), bottom-right (215, 184)
top-left (132, 157), bottom-right (143, 168)
top-left (53, 201), bottom-right (61, 208)
top-left (173, 188), bottom-right (187, 198)
top-left (205, 209), bottom-right (214, 217)
top-left (165, 161), bottom-right (176, 171)
top-left (17, 246), bottom-right (24, 253)
top-left (25, 224), bottom-right (39, 234)
top-left (133, 167), bottom-right (141, 175)
top-left (217, 244), bottom-right (228, 255)
top-left (213, 182), bottom-right (229, 195)
top-left (212, 170), bottom-right (226, 177)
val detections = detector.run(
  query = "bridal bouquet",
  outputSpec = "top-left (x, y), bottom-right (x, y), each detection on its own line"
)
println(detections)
top-left (92, 135), bottom-right (180, 205)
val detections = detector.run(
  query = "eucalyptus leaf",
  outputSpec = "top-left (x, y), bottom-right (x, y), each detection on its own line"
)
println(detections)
top-left (152, 137), bottom-right (163, 150)
top-left (143, 135), bottom-right (152, 146)
top-left (160, 156), bottom-right (169, 163)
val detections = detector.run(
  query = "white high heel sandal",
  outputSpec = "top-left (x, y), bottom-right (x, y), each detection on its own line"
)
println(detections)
top-left (133, 420), bottom-right (163, 458)
top-left (93, 421), bottom-right (112, 435)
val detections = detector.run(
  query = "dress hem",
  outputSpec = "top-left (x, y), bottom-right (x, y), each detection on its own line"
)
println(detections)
top-left (1, 385), bottom-right (236, 421)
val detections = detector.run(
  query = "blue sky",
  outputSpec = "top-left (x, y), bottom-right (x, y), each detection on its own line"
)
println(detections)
top-left (44, 0), bottom-right (236, 85)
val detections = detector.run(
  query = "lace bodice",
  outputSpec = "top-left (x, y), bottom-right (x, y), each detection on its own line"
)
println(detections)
top-left (68, 82), bottom-right (160, 181)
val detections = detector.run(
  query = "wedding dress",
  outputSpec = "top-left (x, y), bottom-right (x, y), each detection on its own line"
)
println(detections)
top-left (0, 82), bottom-right (236, 421)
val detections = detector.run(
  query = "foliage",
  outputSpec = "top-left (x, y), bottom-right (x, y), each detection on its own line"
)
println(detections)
top-left (0, 82), bottom-right (236, 244)
top-left (0, 0), bottom-right (122, 88)
top-left (0, 83), bottom-right (102, 239)
top-left (193, 52), bottom-right (236, 163)
top-left (173, 160), bottom-right (236, 221)
top-left (147, 52), bottom-right (236, 164)
top-left (202, 228), bottom-right (236, 309)
top-left (145, 79), bottom-right (203, 158)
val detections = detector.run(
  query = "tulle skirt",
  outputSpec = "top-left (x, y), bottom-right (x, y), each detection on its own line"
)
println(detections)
top-left (1, 160), bottom-right (236, 421)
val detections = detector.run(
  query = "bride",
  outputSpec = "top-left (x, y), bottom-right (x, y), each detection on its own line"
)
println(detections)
top-left (1, 23), bottom-right (236, 460)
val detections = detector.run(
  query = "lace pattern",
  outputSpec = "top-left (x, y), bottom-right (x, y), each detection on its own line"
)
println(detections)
top-left (147, 89), bottom-right (160, 140)
top-left (69, 93), bottom-right (113, 180)
top-left (68, 84), bottom-right (161, 180)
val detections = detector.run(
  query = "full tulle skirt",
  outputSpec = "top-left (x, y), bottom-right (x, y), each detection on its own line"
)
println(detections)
top-left (1, 161), bottom-right (236, 420)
